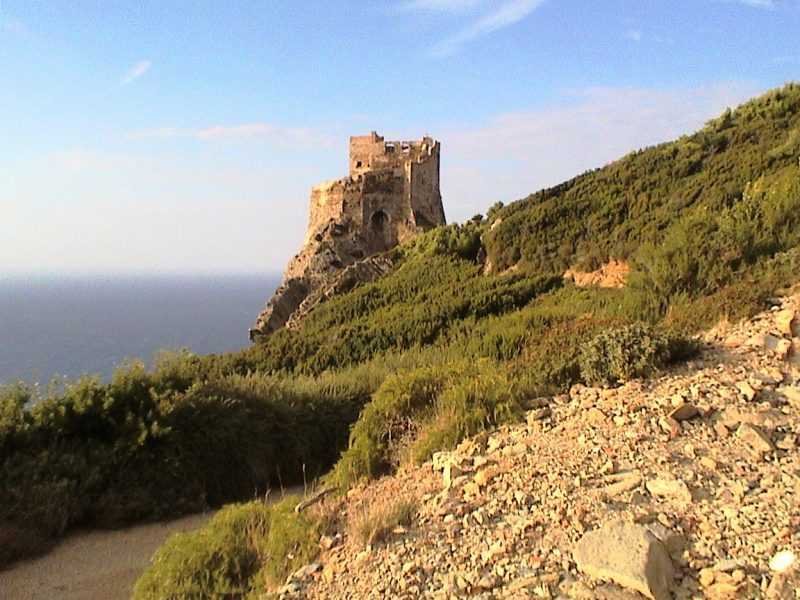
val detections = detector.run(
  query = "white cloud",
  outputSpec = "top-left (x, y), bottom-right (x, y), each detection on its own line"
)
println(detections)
top-left (120, 60), bottom-right (152, 85)
top-left (440, 82), bottom-right (759, 222)
top-left (128, 123), bottom-right (336, 148)
top-left (625, 29), bottom-right (643, 42)
top-left (431, 0), bottom-right (547, 56)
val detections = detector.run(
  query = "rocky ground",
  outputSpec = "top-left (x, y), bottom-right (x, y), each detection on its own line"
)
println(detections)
top-left (280, 292), bottom-right (800, 599)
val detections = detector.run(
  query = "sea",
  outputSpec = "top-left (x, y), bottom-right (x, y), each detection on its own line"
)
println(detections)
top-left (0, 274), bottom-right (280, 386)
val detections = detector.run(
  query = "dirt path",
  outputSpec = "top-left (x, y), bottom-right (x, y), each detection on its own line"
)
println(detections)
top-left (0, 513), bottom-right (212, 600)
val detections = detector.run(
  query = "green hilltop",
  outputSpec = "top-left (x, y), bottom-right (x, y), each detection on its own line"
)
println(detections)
top-left (2, 83), bottom-right (800, 595)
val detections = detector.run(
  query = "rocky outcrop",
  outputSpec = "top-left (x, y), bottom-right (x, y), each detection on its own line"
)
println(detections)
top-left (563, 259), bottom-right (631, 288)
top-left (250, 222), bottom-right (376, 339)
top-left (284, 255), bottom-right (395, 331)
top-left (250, 133), bottom-right (446, 341)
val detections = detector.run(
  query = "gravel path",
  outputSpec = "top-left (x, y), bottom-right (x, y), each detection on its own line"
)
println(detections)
top-left (0, 513), bottom-right (212, 600)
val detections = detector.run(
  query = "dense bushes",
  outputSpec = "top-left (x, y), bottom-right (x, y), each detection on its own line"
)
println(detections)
top-left (247, 255), bottom-right (561, 375)
top-left (627, 165), bottom-right (800, 319)
top-left (133, 498), bottom-right (322, 599)
top-left (0, 356), bottom-right (372, 566)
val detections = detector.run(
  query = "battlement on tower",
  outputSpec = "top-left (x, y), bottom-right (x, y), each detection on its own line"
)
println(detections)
top-left (349, 132), bottom-right (440, 178)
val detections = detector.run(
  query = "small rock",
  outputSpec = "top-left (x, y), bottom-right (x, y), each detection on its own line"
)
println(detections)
top-left (763, 334), bottom-right (793, 359)
top-left (645, 523), bottom-right (686, 556)
top-left (477, 574), bottom-right (498, 590)
top-left (319, 534), bottom-right (342, 550)
top-left (587, 407), bottom-right (608, 426)
top-left (573, 521), bottom-right (674, 600)
top-left (737, 423), bottom-right (775, 455)
top-left (658, 416), bottom-right (681, 439)
top-left (777, 385), bottom-right (800, 408)
top-left (646, 477), bottom-right (693, 504)
top-left (700, 456), bottom-right (718, 470)
top-left (668, 402), bottom-right (700, 422)
top-left (769, 550), bottom-right (796, 573)
top-left (735, 381), bottom-right (758, 401)
top-left (443, 462), bottom-right (464, 489)
top-left (602, 472), bottom-right (643, 498)
top-left (526, 407), bottom-right (551, 424)
top-left (713, 559), bottom-right (746, 573)
top-left (699, 568), bottom-right (715, 587)
top-left (775, 309), bottom-right (798, 337)
top-left (766, 552), bottom-right (799, 600)
top-left (474, 467), bottom-right (497, 487)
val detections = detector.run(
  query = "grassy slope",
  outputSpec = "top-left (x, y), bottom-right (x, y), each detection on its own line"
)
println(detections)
top-left (3, 85), bottom-right (800, 581)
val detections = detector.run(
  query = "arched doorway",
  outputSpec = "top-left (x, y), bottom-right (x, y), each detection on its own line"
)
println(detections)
top-left (369, 210), bottom-right (391, 250)
top-left (370, 210), bottom-right (388, 232)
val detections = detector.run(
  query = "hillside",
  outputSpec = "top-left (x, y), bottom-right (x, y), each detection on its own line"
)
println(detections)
top-left (2, 84), bottom-right (800, 594)
top-left (485, 84), bottom-right (800, 278)
top-left (280, 293), bottom-right (800, 599)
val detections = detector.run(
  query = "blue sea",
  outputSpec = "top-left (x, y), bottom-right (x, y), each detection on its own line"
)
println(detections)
top-left (0, 274), bottom-right (279, 386)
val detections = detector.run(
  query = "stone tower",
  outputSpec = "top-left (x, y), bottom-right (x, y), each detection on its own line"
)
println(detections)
top-left (250, 132), bottom-right (446, 340)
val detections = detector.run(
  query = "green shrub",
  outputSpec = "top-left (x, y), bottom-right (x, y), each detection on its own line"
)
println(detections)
top-left (133, 503), bottom-right (272, 599)
top-left (578, 324), bottom-right (690, 387)
top-left (133, 497), bottom-right (321, 599)
top-left (256, 498), bottom-right (323, 588)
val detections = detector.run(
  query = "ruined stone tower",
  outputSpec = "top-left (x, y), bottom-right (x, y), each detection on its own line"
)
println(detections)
top-left (250, 132), bottom-right (446, 340)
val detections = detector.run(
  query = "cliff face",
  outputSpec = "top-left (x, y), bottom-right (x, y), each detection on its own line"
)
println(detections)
top-left (250, 133), bottom-right (446, 340)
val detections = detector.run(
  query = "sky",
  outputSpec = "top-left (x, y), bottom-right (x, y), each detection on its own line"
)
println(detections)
top-left (1, 0), bottom-right (799, 276)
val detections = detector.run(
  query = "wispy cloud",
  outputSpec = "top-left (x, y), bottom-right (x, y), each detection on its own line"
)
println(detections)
top-left (431, 0), bottom-right (547, 57)
top-left (128, 123), bottom-right (336, 148)
top-left (400, 0), bottom-right (483, 12)
top-left (725, 0), bottom-right (778, 7)
top-left (120, 60), bottom-right (152, 85)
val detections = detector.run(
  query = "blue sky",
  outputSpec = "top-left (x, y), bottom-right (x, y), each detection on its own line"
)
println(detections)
top-left (1, 0), bottom-right (798, 275)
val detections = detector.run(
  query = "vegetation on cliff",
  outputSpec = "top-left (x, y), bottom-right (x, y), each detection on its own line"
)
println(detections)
top-left (2, 84), bottom-right (800, 592)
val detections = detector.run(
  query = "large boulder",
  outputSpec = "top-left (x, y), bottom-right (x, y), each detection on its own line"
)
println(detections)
top-left (573, 520), bottom-right (674, 600)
